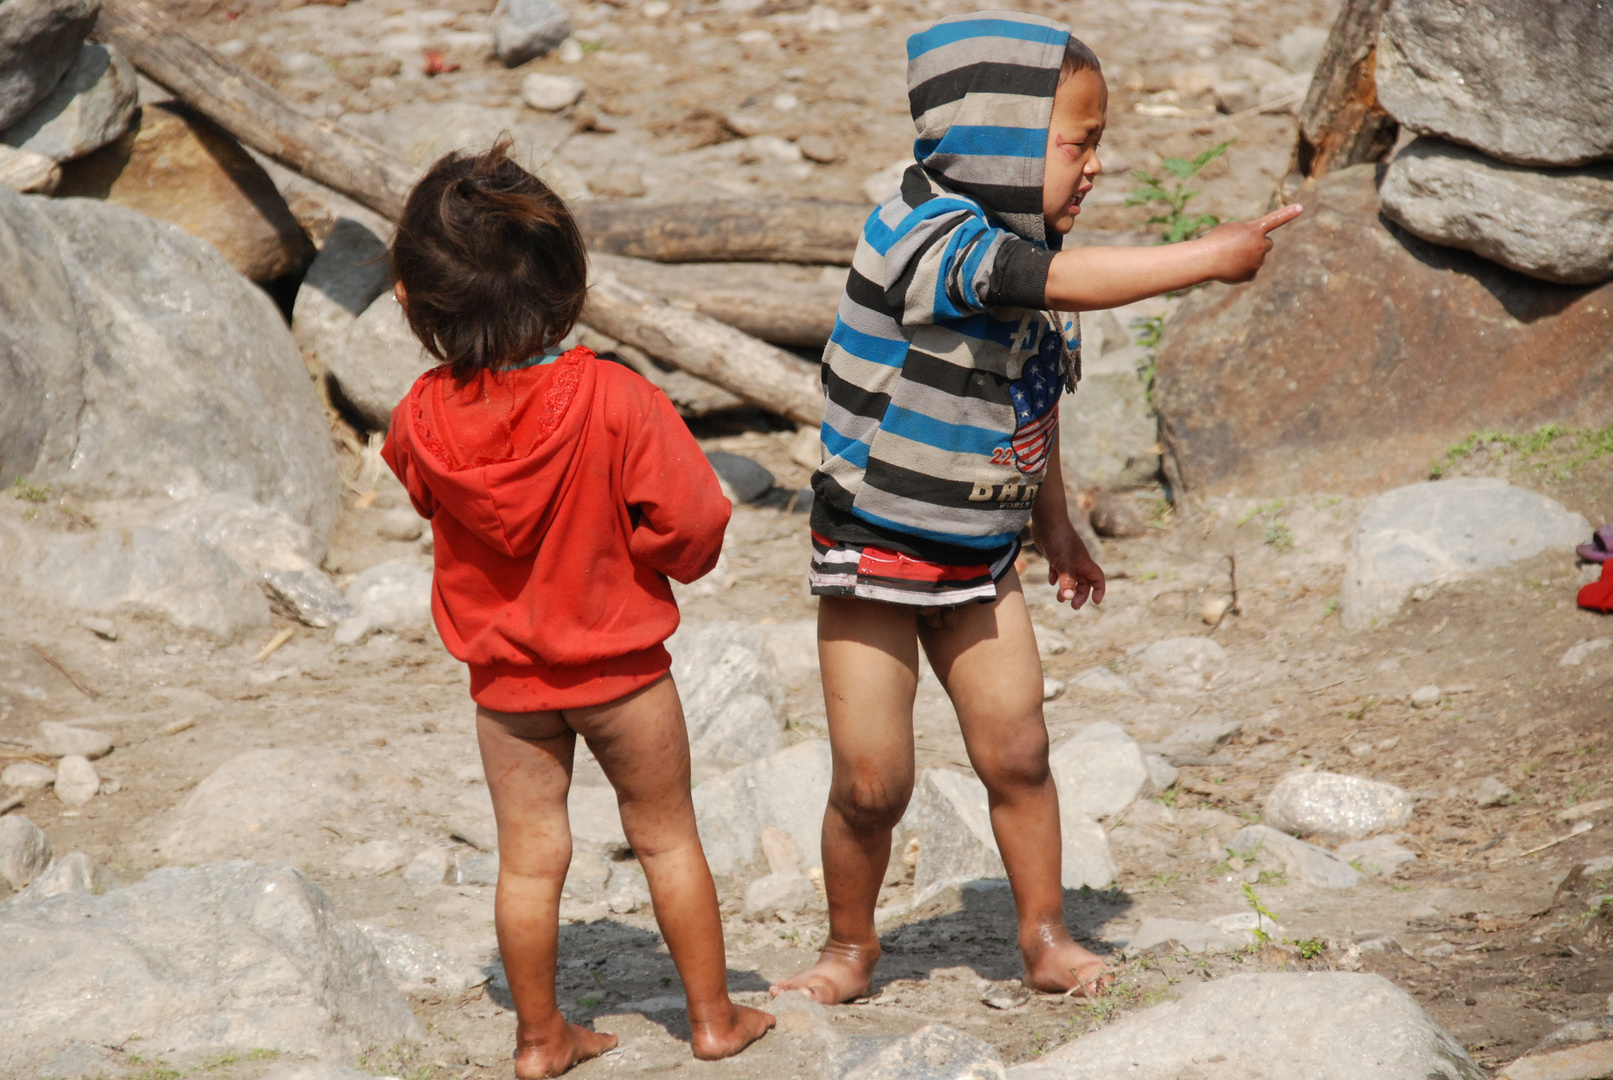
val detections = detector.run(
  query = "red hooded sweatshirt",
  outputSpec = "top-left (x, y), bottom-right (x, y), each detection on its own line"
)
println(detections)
top-left (381, 347), bottom-right (731, 711)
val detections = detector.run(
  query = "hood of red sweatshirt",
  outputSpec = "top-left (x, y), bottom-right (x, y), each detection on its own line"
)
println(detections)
top-left (389, 348), bottom-right (597, 559)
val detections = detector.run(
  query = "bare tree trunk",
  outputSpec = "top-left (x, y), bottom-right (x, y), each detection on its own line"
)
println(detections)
top-left (96, 0), bottom-right (417, 220)
top-left (1292, 0), bottom-right (1399, 180)
top-left (592, 254), bottom-right (842, 348)
top-left (583, 275), bottom-right (824, 427)
top-left (574, 199), bottom-right (867, 265)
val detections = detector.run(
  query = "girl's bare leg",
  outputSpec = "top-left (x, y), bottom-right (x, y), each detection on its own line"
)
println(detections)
top-left (919, 569), bottom-right (1114, 995)
top-left (769, 597), bottom-right (920, 1004)
top-left (565, 676), bottom-right (774, 1059)
top-left (477, 706), bottom-right (619, 1078)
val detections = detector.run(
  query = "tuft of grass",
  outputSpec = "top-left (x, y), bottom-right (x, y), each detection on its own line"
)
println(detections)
top-left (1263, 521), bottom-right (1295, 550)
top-left (1127, 140), bottom-right (1234, 244)
top-left (1256, 869), bottom-right (1288, 887)
top-left (1238, 498), bottom-right (1285, 526)
top-left (1322, 596), bottom-right (1340, 619)
top-left (11, 476), bottom-right (49, 502)
top-left (1287, 937), bottom-right (1326, 960)
top-left (1430, 422), bottom-right (1613, 481)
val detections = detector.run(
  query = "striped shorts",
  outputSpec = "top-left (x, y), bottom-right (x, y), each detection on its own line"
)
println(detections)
top-left (808, 531), bottom-right (1019, 608)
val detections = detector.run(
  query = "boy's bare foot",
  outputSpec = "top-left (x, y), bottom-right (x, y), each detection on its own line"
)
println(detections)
top-left (768, 938), bottom-right (880, 1004)
top-left (514, 1020), bottom-right (618, 1078)
top-left (1022, 938), bottom-right (1114, 999)
top-left (689, 1002), bottom-right (776, 1060)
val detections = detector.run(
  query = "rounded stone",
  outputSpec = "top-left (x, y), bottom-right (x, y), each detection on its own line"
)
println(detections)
top-left (1263, 772), bottom-right (1413, 840)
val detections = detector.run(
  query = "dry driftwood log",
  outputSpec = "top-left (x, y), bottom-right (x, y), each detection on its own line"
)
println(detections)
top-left (584, 275), bottom-right (824, 427)
top-left (1292, 0), bottom-right (1398, 179)
top-left (98, 0), bottom-right (420, 220)
top-left (592, 254), bottom-right (843, 348)
top-left (574, 199), bottom-right (867, 265)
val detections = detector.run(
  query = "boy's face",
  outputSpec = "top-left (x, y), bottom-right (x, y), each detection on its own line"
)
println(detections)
top-left (1042, 67), bottom-right (1108, 236)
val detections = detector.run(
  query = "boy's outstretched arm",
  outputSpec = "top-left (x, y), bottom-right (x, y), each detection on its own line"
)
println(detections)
top-left (1031, 434), bottom-right (1105, 610)
top-left (1044, 204), bottom-right (1303, 312)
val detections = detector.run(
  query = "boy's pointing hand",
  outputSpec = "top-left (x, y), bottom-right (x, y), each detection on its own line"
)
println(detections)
top-left (1205, 203), bottom-right (1304, 284)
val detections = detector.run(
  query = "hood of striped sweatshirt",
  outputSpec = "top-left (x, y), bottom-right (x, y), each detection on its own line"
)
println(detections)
top-left (906, 11), bottom-right (1071, 249)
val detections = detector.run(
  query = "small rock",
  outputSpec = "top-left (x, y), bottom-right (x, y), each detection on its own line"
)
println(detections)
top-left (1276, 25), bottom-right (1329, 74)
top-left (0, 43), bottom-right (137, 163)
top-left (1042, 677), bottom-right (1065, 702)
top-left (374, 508), bottom-right (425, 542)
top-left (262, 567), bottom-right (358, 629)
top-left (1410, 684), bottom-right (1441, 709)
top-left (345, 561), bottom-right (433, 634)
top-left (693, 741), bottom-right (831, 875)
top-left (493, 0), bottom-right (572, 67)
top-left (1143, 754), bottom-right (1178, 793)
top-left (667, 621), bottom-right (786, 767)
top-left (982, 983), bottom-right (1031, 1010)
top-left (1123, 917), bottom-right (1253, 957)
top-left (557, 37), bottom-right (584, 63)
top-left (1058, 341), bottom-right (1160, 490)
top-left (53, 755), bottom-right (98, 807)
top-left (563, 850), bottom-right (611, 899)
top-left (520, 72), bottom-right (584, 111)
top-left (767, 989), bottom-right (831, 1033)
top-left (1133, 636), bottom-right (1227, 691)
top-left (356, 922), bottom-right (490, 994)
top-left (1144, 718), bottom-right (1242, 761)
top-left (1536, 1018), bottom-right (1613, 1054)
top-left (1071, 666), bottom-right (1136, 694)
top-left (80, 616), bottom-right (116, 640)
top-left (326, 290), bottom-right (432, 430)
top-left (1497, 1042), bottom-right (1613, 1080)
top-left (35, 721), bottom-right (112, 760)
top-left (1037, 628), bottom-right (1071, 657)
top-left (458, 851), bottom-right (499, 886)
top-left (862, 158), bottom-right (909, 203)
top-left (1050, 722), bottom-right (1155, 820)
top-left (1561, 639), bottom-right (1611, 668)
top-left (1229, 824), bottom-right (1362, 889)
top-left (0, 0), bottom-right (99, 132)
top-left (796, 135), bottom-right (839, 163)
top-left (1262, 772), bottom-right (1414, 840)
top-left (831, 1024), bottom-right (1006, 1080)
top-left (403, 849), bottom-right (454, 886)
top-left (14, 849), bottom-right (114, 902)
top-left (0, 815), bottom-right (52, 890)
top-left (743, 871), bottom-right (819, 920)
top-left (705, 451), bottom-right (775, 503)
top-left (1336, 834), bottom-right (1418, 877)
top-left (290, 217), bottom-right (392, 368)
top-left (1472, 776), bottom-right (1514, 808)
top-left (606, 864), bottom-right (651, 913)
top-left (341, 840), bottom-right (411, 876)
top-left (2, 762), bottom-right (55, 790)
top-left (0, 142), bottom-right (59, 192)
top-left (1214, 79), bottom-right (1259, 114)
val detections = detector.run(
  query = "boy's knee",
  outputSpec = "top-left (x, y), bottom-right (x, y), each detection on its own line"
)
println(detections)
top-left (976, 732), bottom-right (1051, 792)
top-left (831, 770), bottom-right (913, 833)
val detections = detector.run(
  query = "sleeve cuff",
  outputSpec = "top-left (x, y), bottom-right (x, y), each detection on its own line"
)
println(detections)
top-left (983, 240), bottom-right (1055, 309)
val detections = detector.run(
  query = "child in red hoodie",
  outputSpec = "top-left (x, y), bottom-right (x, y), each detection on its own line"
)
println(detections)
top-left (381, 144), bottom-right (774, 1077)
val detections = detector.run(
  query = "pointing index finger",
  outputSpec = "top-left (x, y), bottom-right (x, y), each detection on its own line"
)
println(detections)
top-left (1256, 203), bottom-right (1304, 234)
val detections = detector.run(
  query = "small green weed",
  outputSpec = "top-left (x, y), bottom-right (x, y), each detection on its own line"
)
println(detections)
top-left (1263, 521), bottom-right (1295, 550)
top-left (1322, 596), bottom-right (1340, 619)
top-left (1256, 869), bottom-right (1288, 887)
top-left (1287, 937), bottom-right (1326, 959)
top-left (579, 39), bottom-right (606, 52)
top-left (1237, 498), bottom-right (1285, 527)
top-left (1152, 788), bottom-right (1180, 808)
top-left (11, 476), bottom-right (49, 502)
top-left (1127, 140), bottom-right (1234, 244)
top-left (1242, 882), bottom-right (1278, 944)
top-left (1430, 422), bottom-right (1613, 481)
top-left (1314, 496), bottom-right (1343, 510)
top-left (1341, 696), bottom-right (1376, 721)
top-left (576, 993), bottom-right (602, 1007)
top-left (1130, 314), bottom-right (1165, 403)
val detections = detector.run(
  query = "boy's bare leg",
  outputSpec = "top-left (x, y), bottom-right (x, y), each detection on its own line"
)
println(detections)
top-left (919, 569), bottom-right (1114, 996)
top-left (770, 596), bottom-right (920, 1004)
top-left (477, 707), bottom-right (619, 1078)
top-left (567, 676), bottom-right (774, 1059)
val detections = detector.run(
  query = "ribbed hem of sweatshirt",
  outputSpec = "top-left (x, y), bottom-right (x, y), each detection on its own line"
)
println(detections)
top-left (469, 643), bottom-right (671, 712)
top-left (983, 241), bottom-right (1055, 309)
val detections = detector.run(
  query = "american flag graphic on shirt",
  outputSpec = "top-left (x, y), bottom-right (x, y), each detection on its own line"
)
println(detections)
top-left (1009, 332), bottom-right (1065, 474)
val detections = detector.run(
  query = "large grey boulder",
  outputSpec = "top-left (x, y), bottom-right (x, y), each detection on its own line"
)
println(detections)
top-left (326, 290), bottom-right (431, 430)
top-left (0, 43), bottom-right (136, 162)
top-left (1263, 772), bottom-right (1413, 840)
top-left (668, 621), bottom-right (787, 767)
top-left (692, 740), bottom-right (832, 875)
top-left (1060, 343), bottom-right (1159, 490)
top-left (1380, 138), bottom-right (1613, 286)
top-left (492, 0), bottom-right (572, 67)
top-left (1341, 479), bottom-right (1587, 629)
top-left (906, 768), bottom-right (1114, 904)
top-left (1228, 825), bottom-right (1361, 889)
top-left (0, 861), bottom-right (420, 1074)
top-left (291, 218), bottom-right (392, 370)
top-left (1376, 0), bottom-right (1613, 167)
top-left (1009, 972), bottom-right (1482, 1080)
top-left (0, 815), bottom-right (52, 891)
top-left (0, 187), bottom-right (340, 533)
top-left (0, 0), bottom-right (99, 131)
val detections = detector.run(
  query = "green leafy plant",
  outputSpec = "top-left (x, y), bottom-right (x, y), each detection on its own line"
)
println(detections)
top-left (1287, 936), bottom-right (1326, 959)
top-left (1242, 882), bottom-right (1278, 944)
top-left (1129, 314), bottom-right (1165, 403)
top-left (1127, 140), bottom-right (1234, 244)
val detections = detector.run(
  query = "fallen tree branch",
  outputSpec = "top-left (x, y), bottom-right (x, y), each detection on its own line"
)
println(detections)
top-left (592, 254), bottom-right (842, 347)
top-left (583, 275), bottom-right (824, 427)
top-left (95, 0), bottom-right (418, 219)
top-left (574, 198), bottom-right (867, 265)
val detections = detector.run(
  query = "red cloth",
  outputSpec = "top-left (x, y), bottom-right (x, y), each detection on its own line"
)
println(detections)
top-left (382, 348), bottom-right (731, 711)
top-left (1578, 560), bottom-right (1613, 613)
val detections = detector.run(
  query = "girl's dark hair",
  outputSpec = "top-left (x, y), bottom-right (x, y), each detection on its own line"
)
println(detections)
top-left (1059, 36), bottom-right (1102, 82)
top-left (390, 140), bottom-right (587, 379)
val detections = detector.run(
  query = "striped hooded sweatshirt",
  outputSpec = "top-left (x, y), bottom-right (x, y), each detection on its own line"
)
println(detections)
top-left (810, 10), bottom-right (1082, 562)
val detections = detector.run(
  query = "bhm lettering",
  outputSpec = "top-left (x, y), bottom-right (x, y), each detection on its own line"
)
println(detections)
top-left (969, 477), bottom-right (1040, 503)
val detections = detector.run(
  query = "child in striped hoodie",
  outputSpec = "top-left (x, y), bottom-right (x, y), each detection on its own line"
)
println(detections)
top-left (778, 11), bottom-right (1301, 1003)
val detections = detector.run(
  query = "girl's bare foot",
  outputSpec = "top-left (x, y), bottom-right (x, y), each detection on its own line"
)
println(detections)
top-left (1022, 938), bottom-right (1114, 998)
top-left (514, 1019), bottom-right (618, 1078)
top-left (689, 1002), bottom-right (776, 1060)
top-left (768, 938), bottom-right (880, 1004)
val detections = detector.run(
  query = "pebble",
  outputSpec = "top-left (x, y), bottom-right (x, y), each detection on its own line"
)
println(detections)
top-left (458, 852), bottom-right (499, 886)
top-left (0, 815), bottom-right (52, 890)
top-left (2, 762), bottom-right (55, 790)
top-left (558, 37), bottom-right (583, 63)
top-left (520, 72), bottom-right (584, 111)
top-left (403, 848), bottom-right (454, 885)
top-left (373, 508), bottom-right (424, 542)
top-left (982, 983), bottom-right (1031, 1010)
top-left (1071, 666), bottom-right (1136, 694)
top-left (1500, 1042), bottom-right (1613, 1080)
top-left (1263, 772), bottom-right (1413, 840)
top-left (1037, 627), bottom-right (1072, 656)
top-left (53, 755), bottom-right (99, 807)
top-left (742, 870), bottom-right (819, 920)
top-left (35, 721), bottom-right (112, 760)
top-left (1410, 684), bottom-right (1441, 709)
top-left (81, 616), bottom-right (117, 640)
top-left (1473, 776), bottom-right (1514, 808)
top-left (341, 839), bottom-right (411, 876)
top-left (1042, 677), bottom-right (1065, 701)
top-left (1560, 639), bottom-right (1610, 667)
top-left (1336, 834), bottom-right (1418, 877)
top-left (796, 135), bottom-right (838, 163)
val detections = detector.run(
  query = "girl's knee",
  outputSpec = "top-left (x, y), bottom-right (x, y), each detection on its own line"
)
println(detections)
top-left (831, 770), bottom-right (913, 833)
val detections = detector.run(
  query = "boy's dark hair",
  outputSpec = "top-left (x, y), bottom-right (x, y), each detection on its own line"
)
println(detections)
top-left (390, 140), bottom-right (588, 379)
top-left (1059, 36), bottom-right (1101, 83)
